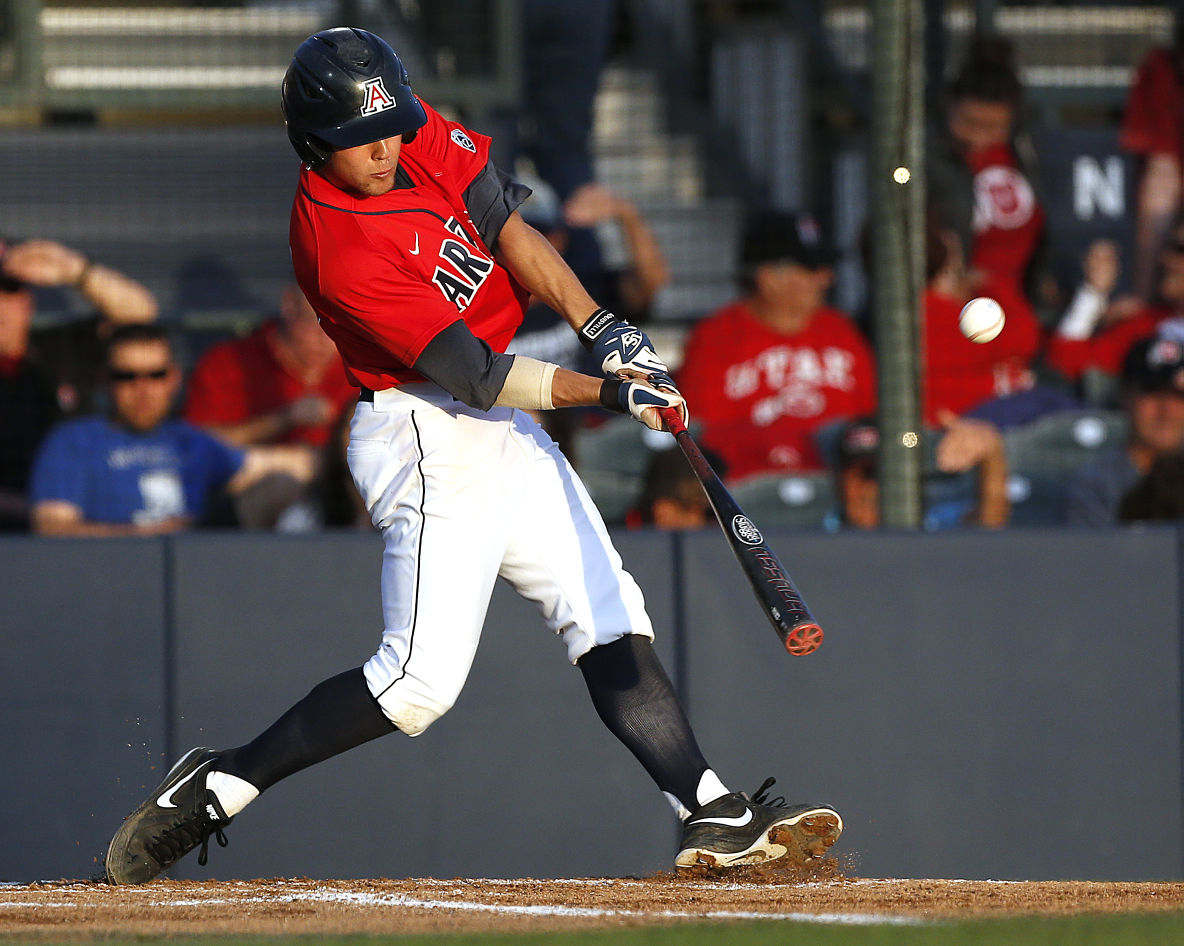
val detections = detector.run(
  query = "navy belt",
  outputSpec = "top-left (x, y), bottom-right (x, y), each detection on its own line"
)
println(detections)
top-left (359, 388), bottom-right (375, 402)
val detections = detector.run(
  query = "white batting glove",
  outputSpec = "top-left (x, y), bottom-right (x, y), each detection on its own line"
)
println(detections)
top-left (578, 308), bottom-right (671, 379)
top-left (601, 378), bottom-right (688, 431)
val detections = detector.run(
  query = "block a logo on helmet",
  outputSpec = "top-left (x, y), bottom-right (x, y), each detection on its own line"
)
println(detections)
top-left (282, 27), bottom-right (427, 169)
top-left (360, 77), bottom-right (396, 115)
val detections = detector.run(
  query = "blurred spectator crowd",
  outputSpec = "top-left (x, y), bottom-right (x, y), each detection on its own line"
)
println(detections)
top-left (3, 11), bottom-right (1184, 537)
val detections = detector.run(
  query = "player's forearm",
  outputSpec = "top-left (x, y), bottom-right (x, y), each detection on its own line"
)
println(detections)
top-left (491, 357), bottom-right (612, 411)
top-left (494, 213), bottom-right (599, 329)
top-left (549, 367), bottom-right (614, 409)
top-left (491, 358), bottom-right (655, 416)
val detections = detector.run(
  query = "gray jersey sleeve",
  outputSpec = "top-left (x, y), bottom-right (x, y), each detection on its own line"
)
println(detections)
top-left (462, 160), bottom-right (532, 250)
top-left (412, 319), bottom-right (516, 412)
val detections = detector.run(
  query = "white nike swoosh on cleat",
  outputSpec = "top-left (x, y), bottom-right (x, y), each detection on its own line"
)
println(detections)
top-left (687, 809), bottom-right (754, 828)
top-left (156, 765), bottom-right (205, 809)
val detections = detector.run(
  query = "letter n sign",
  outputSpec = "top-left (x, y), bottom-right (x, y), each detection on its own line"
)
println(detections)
top-left (1073, 156), bottom-right (1124, 220)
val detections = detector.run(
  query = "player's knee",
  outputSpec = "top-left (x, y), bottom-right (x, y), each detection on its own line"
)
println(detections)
top-left (375, 695), bottom-right (452, 737)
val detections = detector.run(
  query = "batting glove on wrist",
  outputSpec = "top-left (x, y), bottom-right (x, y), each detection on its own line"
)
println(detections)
top-left (578, 308), bottom-right (671, 380)
top-left (601, 378), bottom-right (688, 431)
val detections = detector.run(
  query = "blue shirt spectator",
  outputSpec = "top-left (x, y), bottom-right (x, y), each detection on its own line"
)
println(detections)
top-left (30, 416), bottom-right (243, 527)
top-left (29, 323), bottom-right (314, 537)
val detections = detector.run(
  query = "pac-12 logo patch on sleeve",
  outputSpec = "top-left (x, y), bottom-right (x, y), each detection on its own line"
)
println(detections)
top-left (450, 129), bottom-right (476, 152)
top-left (360, 77), bottom-right (396, 115)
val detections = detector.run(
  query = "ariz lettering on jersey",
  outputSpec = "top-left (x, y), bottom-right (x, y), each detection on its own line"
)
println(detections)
top-left (431, 216), bottom-right (494, 312)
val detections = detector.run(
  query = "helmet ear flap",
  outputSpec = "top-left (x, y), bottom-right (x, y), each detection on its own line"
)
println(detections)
top-left (302, 133), bottom-right (333, 170)
top-left (401, 128), bottom-right (418, 145)
top-left (287, 127), bottom-right (332, 170)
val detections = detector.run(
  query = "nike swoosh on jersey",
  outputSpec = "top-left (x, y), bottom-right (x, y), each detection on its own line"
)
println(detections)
top-left (687, 808), bottom-right (754, 828)
top-left (156, 766), bottom-right (205, 809)
top-left (410, 233), bottom-right (420, 255)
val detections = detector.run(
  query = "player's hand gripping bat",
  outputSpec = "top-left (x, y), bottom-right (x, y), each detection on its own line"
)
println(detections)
top-left (657, 407), bottom-right (824, 656)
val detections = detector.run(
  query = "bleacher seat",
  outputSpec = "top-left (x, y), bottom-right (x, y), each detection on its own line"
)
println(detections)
top-left (577, 415), bottom-right (658, 480)
top-left (728, 472), bottom-right (836, 531)
top-left (1004, 409), bottom-right (1128, 525)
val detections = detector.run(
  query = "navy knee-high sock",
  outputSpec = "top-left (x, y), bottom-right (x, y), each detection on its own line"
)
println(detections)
top-left (216, 667), bottom-right (397, 792)
top-left (578, 635), bottom-right (710, 813)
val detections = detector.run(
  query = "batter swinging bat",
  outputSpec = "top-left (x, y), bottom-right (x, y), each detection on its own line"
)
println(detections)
top-left (658, 407), bottom-right (824, 656)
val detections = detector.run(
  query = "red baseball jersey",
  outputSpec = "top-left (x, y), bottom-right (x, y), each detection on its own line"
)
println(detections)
top-left (183, 318), bottom-right (356, 448)
top-left (289, 101), bottom-right (529, 391)
top-left (677, 302), bottom-right (876, 479)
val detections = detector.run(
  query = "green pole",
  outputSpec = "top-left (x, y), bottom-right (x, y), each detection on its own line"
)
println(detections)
top-left (871, 0), bottom-right (926, 529)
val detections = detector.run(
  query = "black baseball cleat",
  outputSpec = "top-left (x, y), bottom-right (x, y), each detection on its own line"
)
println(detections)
top-left (105, 746), bottom-right (233, 885)
top-left (674, 777), bottom-right (842, 869)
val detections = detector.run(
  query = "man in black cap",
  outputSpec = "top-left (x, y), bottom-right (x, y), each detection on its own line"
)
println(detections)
top-left (677, 210), bottom-right (876, 482)
top-left (1067, 330), bottom-right (1184, 525)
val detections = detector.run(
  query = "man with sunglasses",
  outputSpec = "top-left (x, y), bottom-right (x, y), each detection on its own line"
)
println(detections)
top-left (0, 239), bottom-right (159, 532)
top-left (28, 323), bottom-right (313, 536)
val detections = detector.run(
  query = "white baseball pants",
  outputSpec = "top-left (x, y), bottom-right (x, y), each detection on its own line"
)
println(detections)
top-left (347, 384), bottom-right (654, 736)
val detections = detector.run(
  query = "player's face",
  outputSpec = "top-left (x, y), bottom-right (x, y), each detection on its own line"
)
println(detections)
top-left (948, 99), bottom-right (1014, 155)
top-left (108, 339), bottom-right (180, 433)
top-left (322, 136), bottom-right (404, 197)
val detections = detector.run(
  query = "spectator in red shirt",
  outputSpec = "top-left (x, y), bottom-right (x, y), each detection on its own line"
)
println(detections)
top-left (1047, 208), bottom-right (1184, 398)
top-left (1120, 15), bottom-right (1184, 301)
top-left (921, 214), bottom-right (1077, 428)
top-left (677, 211), bottom-right (876, 481)
top-left (183, 284), bottom-right (357, 527)
top-left (929, 35), bottom-right (1054, 325)
top-left (185, 284), bottom-right (355, 449)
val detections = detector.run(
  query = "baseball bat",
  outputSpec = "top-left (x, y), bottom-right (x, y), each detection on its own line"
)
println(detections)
top-left (658, 407), bottom-right (823, 656)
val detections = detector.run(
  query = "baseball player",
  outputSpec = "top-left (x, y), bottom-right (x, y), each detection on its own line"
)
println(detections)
top-left (104, 27), bottom-right (841, 884)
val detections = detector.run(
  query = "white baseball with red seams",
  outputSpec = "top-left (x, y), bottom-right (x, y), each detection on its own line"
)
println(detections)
top-left (958, 297), bottom-right (1006, 343)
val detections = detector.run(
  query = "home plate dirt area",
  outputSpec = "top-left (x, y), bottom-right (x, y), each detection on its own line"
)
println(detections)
top-left (3, 859), bottom-right (1184, 937)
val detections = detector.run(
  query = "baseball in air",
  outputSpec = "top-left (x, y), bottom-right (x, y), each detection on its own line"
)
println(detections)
top-left (958, 296), bottom-right (1005, 343)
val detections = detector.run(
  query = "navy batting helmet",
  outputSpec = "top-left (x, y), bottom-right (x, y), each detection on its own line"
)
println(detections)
top-left (282, 27), bottom-right (427, 169)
